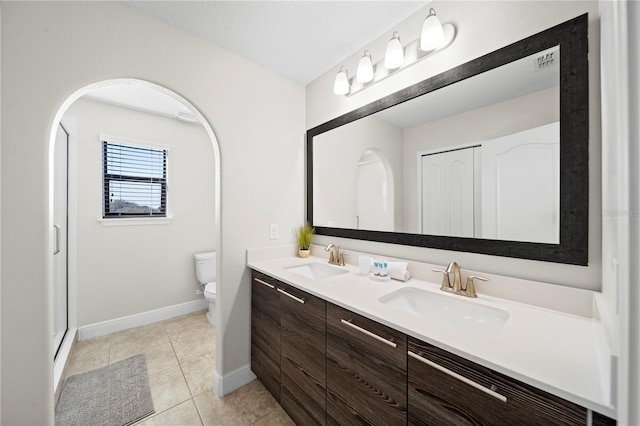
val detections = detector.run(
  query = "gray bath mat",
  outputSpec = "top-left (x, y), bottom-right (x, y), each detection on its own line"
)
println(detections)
top-left (55, 353), bottom-right (155, 426)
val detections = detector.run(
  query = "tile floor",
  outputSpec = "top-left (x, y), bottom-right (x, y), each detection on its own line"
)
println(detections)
top-left (62, 310), bottom-right (294, 426)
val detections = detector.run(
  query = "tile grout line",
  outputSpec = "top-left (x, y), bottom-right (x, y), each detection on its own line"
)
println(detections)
top-left (249, 407), bottom-right (279, 425)
top-left (133, 317), bottom-right (204, 425)
top-left (164, 318), bottom-right (206, 426)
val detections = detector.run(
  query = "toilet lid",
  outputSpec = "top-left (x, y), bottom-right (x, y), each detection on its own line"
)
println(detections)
top-left (204, 282), bottom-right (216, 295)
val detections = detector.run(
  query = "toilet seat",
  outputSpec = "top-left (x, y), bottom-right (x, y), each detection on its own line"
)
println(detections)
top-left (204, 282), bottom-right (216, 298)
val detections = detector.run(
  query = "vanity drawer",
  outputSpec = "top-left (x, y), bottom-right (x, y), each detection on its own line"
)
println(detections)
top-left (251, 273), bottom-right (280, 363)
top-left (280, 283), bottom-right (326, 385)
top-left (327, 302), bottom-right (407, 425)
top-left (407, 338), bottom-right (587, 426)
top-left (251, 271), bottom-right (281, 402)
top-left (280, 283), bottom-right (326, 425)
top-left (252, 272), bottom-right (281, 319)
top-left (251, 343), bottom-right (280, 402)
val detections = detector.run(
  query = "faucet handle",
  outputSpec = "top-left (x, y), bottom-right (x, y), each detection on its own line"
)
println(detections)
top-left (432, 269), bottom-right (451, 291)
top-left (464, 275), bottom-right (489, 298)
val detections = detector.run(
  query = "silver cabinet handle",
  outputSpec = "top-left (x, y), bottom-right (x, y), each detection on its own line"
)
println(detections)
top-left (277, 288), bottom-right (305, 304)
top-left (408, 351), bottom-right (507, 403)
top-left (53, 224), bottom-right (61, 255)
top-left (254, 278), bottom-right (275, 289)
top-left (340, 319), bottom-right (397, 348)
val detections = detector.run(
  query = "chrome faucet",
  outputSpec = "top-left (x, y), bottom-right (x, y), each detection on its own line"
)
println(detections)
top-left (325, 243), bottom-right (346, 266)
top-left (432, 262), bottom-right (488, 298)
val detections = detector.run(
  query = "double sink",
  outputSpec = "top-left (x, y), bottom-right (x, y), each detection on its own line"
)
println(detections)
top-left (283, 261), bottom-right (509, 336)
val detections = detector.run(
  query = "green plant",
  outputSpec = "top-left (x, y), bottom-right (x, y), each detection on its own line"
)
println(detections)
top-left (294, 223), bottom-right (315, 250)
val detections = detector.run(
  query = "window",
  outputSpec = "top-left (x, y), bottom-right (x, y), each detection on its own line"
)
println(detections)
top-left (102, 141), bottom-right (167, 218)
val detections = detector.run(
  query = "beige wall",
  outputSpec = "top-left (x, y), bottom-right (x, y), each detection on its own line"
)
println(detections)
top-left (1, 2), bottom-right (305, 423)
top-left (307, 1), bottom-right (602, 292)
top-left (66, 98), bottom-right (215, 326)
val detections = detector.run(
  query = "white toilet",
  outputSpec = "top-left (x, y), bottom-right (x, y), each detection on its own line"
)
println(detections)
top-left (194, 251), bottom-right (217, 326)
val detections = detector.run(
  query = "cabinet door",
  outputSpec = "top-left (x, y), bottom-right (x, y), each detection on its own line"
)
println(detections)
top-left (280, 283), bottom-right (327, 425)
top-left (251, 271), bottom-right (281, 401)
top-left (326, 303), bottom-right (407, 425)
top-left (408, 338), bottom-right (586, 426)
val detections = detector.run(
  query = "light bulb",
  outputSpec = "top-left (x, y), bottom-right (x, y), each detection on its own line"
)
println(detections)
top-left (421, 9), bottom-right (445, 51)
top-left (356, 50), bottom-right (374, 83)
top-left (384, 32), bottom-right (404, 69)
top-left (333, 67), bottom-right (350, 95)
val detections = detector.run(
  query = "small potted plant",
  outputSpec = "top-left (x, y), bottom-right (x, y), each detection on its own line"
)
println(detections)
top-left (294, 223), bottom-right (314, 258)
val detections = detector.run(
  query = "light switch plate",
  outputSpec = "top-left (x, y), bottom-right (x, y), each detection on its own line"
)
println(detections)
top-left (270, 224), bottom-right (279, 240)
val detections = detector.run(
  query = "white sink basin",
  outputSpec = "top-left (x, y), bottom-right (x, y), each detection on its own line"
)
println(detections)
top-left (379, 287), bottom-right (509, 336)
top-left (285, 262), bottom-right (349, 280)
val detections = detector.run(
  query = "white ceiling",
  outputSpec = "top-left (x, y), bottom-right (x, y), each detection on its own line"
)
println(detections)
top-left (84, 1), bottom-right (429, 120)
top-left (84, 3), bottom-right (559, 130)
top-left (122, 1), bottom-right (429, 85)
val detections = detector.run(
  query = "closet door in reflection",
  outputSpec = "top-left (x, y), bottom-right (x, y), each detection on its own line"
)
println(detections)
top-left (481, 122), bottom-right (560, 244)
top-left (420, 147), bottom-right (476, 237)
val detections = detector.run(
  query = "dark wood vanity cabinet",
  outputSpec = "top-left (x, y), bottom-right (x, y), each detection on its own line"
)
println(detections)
top-left (251, 270), bottom-right (614, 426)
top-left (279, 282), bottom-right (327, 425)
top-left (407, 337), bottom-right (587, 426)
top-left (250, 271), bottom-right (282, 402)
top-left (251, 270), bottom-right (327, 425)
top-left (326, 302), bottom-right (407, 425)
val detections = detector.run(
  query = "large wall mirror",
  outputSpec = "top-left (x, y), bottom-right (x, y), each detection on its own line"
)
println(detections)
top-left (307, 14), bottom-right (588, 265)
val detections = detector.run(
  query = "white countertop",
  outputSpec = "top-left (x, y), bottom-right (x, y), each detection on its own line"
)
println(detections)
top-left (247, 245), bottom-right (615, 418)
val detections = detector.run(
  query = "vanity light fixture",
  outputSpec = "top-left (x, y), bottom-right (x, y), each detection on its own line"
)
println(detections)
top-left (333, 8), bottom-right (456, 96)
top-left (420, 8), bottom-right (445, 51)
top-left (384, 32), bottom-right (404, 69)
top-left (333, 66), bottom-right (350, 95)
top-left (356, 50), bottom-right (374, 83)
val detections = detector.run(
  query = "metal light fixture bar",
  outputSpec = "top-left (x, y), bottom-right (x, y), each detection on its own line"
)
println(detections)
top-left (340, 23), bottom-right (456, 97)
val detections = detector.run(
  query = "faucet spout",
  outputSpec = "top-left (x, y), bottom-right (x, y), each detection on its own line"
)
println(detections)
top-left (325, 243), bottom-right (345, 266)
top-left (446, 262), bottom-right (462, 292)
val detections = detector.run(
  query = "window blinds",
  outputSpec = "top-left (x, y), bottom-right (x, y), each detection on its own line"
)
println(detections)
top-left (102, 141), bottom-right (167, 217)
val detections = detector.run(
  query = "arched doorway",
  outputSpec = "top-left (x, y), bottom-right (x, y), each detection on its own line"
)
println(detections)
top-left (50, 79), bottom-right (221, 395)
top-left (356, 149), bottom-right (394, 231)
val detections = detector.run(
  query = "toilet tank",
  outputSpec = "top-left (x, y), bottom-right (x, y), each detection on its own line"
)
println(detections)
top-left (194, 251), bottom-right (216, 284)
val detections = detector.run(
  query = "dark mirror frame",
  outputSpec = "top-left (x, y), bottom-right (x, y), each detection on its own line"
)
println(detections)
top-left (307, 14), bottom-right (588, 265)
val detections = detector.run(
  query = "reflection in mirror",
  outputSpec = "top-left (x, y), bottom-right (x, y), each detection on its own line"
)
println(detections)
top-left (419, 121), bottom-right (560, 244)
top-left (356, 150), bottom-right (393, 231)
top-left (307, 14), bottom-right (588, 265)
top-left (314, 46), bottom-right (560, 244)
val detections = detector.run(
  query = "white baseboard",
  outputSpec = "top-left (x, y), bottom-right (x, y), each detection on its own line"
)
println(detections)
top-left (213, 364), bottom-right (257, 397)
top-left (78, 299), bottom-right (209, 341)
